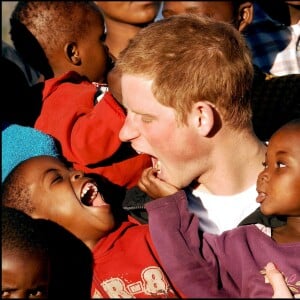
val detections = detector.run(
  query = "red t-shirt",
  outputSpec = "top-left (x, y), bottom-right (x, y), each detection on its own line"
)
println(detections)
top-left (91, 221), bottom-right (182, 298)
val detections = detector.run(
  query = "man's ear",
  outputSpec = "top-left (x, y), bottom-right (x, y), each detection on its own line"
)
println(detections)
top-left (64, 42), bottom-right (81, 65)
top-left (237, 2), bottom-right (253, 32)
top-left (191, 101), bottom-right (215, 136)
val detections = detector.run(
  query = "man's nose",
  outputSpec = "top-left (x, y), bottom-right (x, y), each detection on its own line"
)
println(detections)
top-left (119, 116), bottom-right (139, 142)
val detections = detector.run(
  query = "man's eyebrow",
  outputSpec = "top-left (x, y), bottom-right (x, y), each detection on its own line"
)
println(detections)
top-left (140, 112), bottom-right (155, 117)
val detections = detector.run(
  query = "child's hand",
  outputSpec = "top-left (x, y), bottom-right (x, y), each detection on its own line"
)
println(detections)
top-left (138, 167), bottom-right (178, 199)
top-left (265, 262), bottom-right (293, 298)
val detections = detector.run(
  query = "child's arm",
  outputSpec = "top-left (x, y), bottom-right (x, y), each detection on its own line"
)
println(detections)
top-left (145, 190), bottom-right (227, 298)
top-left (138, 167), bottom-right (178, 199)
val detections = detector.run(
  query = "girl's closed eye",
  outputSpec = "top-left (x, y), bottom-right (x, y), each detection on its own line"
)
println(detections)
top-left (52, 175), bottom-right (63, 184)
top-left (262, 161), bottom-right (268, 168)
top-left (48, 170), bottom-right (64, 184)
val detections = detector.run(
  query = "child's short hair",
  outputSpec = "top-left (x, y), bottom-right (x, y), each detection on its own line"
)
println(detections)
top-left (283, 118), bottom-right (300, 128)
top-left (2, 162), bottom-right (35, 215)
top-left (10, 1), bottom-right (104, 78)
top-left (2, 206), bottom-right (49, 256)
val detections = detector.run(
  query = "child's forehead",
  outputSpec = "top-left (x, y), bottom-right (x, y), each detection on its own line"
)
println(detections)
top-left (272, 125), bottom-right (300, 142)
top-left (22, 156), bottom-right (66, 173)
top-left (268, 126), bottom-right (300, 154)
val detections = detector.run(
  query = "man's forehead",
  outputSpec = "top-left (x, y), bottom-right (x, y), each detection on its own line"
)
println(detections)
top-left (121, 73), bottom-right (153, 84)
top-left (121, 74), bottom-right (153, 100)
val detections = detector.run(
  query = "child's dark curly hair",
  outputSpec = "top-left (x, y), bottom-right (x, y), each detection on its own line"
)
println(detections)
top-left (2, 205), bottom-right (49, 256)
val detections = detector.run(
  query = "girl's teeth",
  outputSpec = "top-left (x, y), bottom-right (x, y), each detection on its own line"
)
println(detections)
top-left (81, 183), bottom-right (98, 199)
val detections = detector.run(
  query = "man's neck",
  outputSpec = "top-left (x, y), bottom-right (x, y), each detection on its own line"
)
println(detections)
top-left (194, 130), bottom-right (267, 195)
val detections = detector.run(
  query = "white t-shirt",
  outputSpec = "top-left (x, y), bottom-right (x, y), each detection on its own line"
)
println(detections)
top-left (187, 184), bottom-right (259, 234)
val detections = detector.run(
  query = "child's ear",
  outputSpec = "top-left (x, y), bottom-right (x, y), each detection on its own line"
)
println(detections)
top-left (64, 42), bottom-right (81, 65)
top-left (237, 2), bottom-right (253, 32)
top-left (192, 101), bottom-right (215, 136)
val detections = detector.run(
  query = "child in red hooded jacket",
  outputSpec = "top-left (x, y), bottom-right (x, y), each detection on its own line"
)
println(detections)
top-left (10, 1), bottom-right (151, 189)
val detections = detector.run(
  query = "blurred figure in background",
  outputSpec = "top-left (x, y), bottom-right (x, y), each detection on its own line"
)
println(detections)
top-left (244, 0), bottom-right (300, 76)
top-left (95, 1), bottom-right (161, 62)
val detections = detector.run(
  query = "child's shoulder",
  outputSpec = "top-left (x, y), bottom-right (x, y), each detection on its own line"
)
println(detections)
top-left (53, 71), bottom-right (92, 84)
top-left (43, 71), bottom-right (95, 96)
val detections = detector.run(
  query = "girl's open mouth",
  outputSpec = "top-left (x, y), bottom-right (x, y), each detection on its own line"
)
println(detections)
top-left (81, 182), bottom-right (108, 207)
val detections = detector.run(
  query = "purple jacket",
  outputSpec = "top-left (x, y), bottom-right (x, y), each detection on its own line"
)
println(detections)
top-left (145, 191), bottom-right (300, 298)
